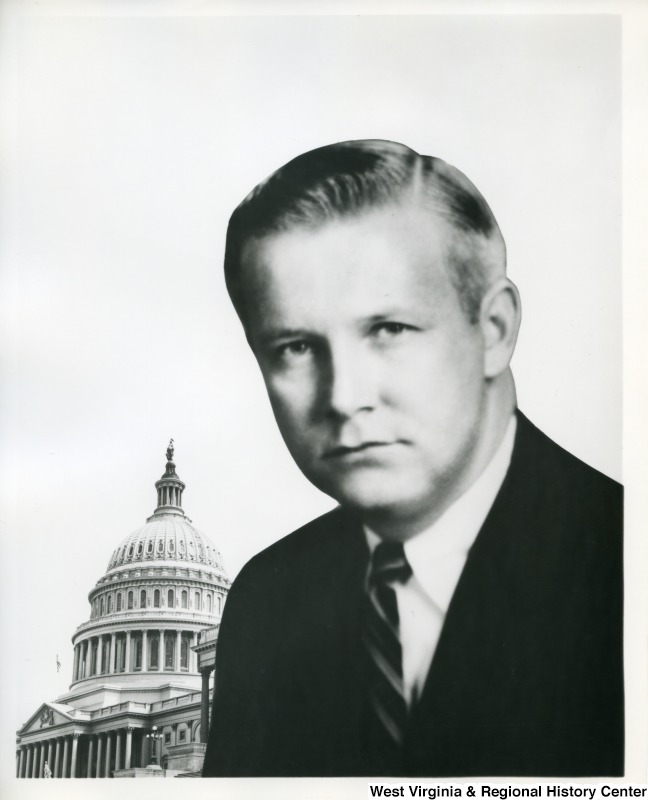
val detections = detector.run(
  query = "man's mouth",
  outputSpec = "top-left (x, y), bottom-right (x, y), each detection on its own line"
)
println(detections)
top-left (322, 442), bottom-right (395, 459)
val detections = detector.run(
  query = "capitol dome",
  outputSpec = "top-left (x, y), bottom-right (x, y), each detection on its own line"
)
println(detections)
top-left (107, 516), bottom-right (225, 573)
top-left (106, 442), bottom-right (226, 575)
top-left (68, 441), bottom-right (230, 699)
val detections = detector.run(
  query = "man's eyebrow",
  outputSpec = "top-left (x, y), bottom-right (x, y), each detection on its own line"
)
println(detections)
top-left (255, 327), bottom-right (314, 345)
top-left (365, 310), bottom-right (410, 321)
top-left (363, 306), bottom-right (432, 323)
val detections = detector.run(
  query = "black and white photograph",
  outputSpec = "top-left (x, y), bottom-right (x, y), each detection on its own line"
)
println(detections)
top-left (1, 0), bottom-right (646, 795)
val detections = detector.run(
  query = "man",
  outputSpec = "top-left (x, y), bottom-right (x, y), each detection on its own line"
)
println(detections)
top-left (203, 140), bottom-right (623, 778)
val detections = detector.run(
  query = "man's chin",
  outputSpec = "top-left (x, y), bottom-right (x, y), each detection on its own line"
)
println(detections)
top-left (314, 474), bottom-right (431, 522)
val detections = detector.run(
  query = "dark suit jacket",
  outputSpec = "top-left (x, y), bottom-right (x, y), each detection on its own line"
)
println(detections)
top-left (203, 412), bottom-right (623, 777)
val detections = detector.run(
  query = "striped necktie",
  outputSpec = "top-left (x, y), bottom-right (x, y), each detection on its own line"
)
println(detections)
top-left (363, 540), bottom-right (413, 756)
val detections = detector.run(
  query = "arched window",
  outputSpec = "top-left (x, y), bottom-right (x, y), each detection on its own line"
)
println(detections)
top-left (102, 641), bottom-right (110, 674)
top-left (135, 637), bottom-right (142, 670)
top-left (206, 594), bottom-right (212, 613)
top-left (181, 590), bottom-right (188, 609)
top-left (140, 589), bottom-right (147, 608)
top-left (167, 589), bottom-right (174, 608)
top-left (100, 597), bottom-right (105, 615)
top-left (154, 589), bottom-right (160, 608)
top-left (116, 593), bottom-right (122, 612)
top-left (165, 636), bottom-right (174, 669)
top-left (107, 595), bottom-right (113, 613)
top-left (181, 638), bottom-right (188, 669)
top-left (91, 641), bottom-right (97, 675)
top-left (150, 637), bottom-right (159, 669)
top-left (128, 591), bottom-right (134, 610)
top-left (194, 591), bottom-right (200, 610)
top-left (147, 539), bottom-right (153, 554)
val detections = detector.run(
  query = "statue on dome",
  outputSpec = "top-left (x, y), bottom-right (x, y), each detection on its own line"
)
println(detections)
top-left (166, 438), bottom-right (174, 462)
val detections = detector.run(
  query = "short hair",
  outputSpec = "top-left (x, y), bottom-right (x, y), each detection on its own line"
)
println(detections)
top-left (224, 139), bottom-right (506, 328)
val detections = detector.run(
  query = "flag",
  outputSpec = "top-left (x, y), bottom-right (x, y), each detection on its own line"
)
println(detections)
top-left (56, 654), bottom-right (61, 672)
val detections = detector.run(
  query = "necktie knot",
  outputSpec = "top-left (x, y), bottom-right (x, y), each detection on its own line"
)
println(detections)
top-left (369, 541), bottom-right (412, 589)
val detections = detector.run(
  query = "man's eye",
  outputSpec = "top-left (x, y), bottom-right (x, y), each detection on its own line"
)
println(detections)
top-left (372, 322), bottom-right (411, 338)
top-left (277, 341), bottom-right (312, 359)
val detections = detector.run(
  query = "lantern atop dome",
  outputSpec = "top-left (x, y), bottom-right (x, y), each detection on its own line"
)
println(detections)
top-left (150, 439), bottom-right (186, 518)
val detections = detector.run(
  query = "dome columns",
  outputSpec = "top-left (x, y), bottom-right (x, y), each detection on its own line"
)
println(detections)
top-left (72, 646), bottom-right (80, 683)
top-left (97, 637), bottom-right (103, 676)
top-left (157, 483), bottom-right (183, 509)
top-left (71, 627), bottom-right (202, 684)
top-left (109, 633), bottom-right (116, 673)
top-left (83, 640), bottom-right (90, 678)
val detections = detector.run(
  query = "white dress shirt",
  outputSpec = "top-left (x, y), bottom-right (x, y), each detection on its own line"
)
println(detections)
top-left (364, 414), bottom-right (517, 706)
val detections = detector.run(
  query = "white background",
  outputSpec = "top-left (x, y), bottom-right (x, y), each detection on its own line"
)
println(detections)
top-left (1, 0), bottom-right (646, 796)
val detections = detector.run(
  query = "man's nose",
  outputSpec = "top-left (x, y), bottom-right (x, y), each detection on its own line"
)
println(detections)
top-left (324, 343), bottom-right (378, 420)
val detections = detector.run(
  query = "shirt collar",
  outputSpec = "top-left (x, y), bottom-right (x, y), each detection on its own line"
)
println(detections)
top-left (365, 413), bottom-right (517, 612)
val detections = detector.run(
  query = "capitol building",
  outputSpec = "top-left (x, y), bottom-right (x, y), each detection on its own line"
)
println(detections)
top-left (15, 442), bottom-right (230, 778)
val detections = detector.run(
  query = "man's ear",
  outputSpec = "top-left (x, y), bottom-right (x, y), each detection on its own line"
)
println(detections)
top-left (479, 278), bottom-right (521, 378)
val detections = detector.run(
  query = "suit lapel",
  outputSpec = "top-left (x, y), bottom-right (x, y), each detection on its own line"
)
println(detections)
top-left (405, 411), bottom-right (541, 760)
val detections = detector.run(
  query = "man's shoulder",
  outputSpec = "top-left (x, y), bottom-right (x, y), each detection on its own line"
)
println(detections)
top-left (230, 505), bottom-right (364, 596)
top-left (515, 410), bottom-right (622, 499)
top-left (510, 411), bottom-right (623, 546)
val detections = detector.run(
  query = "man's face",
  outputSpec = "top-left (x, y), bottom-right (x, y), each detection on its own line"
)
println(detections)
top-left (241, 203), bottom-right (490, 532)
